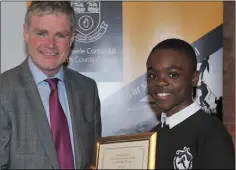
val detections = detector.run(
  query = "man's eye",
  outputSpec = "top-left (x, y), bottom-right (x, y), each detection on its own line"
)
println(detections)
top-left (169, 72), bottom-right (179, 78)
top-left (36, 32), bottom-right (46, 36)
top-left (56, 34), bottom-right (66, 38)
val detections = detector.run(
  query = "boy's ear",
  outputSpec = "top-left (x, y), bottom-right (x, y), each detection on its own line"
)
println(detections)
top-left (192, 71), bottom-right (199, 87)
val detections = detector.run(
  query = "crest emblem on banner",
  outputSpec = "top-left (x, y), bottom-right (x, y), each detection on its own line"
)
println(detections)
top-left (71, 1), bottom-right (108, 43)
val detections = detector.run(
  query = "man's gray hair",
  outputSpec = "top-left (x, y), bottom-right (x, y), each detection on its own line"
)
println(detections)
top-left (25, 1), bottom-right (76, 33)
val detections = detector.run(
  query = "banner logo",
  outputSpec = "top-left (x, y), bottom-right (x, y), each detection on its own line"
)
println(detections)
top-left (71, 1), bottom-right (108, 43)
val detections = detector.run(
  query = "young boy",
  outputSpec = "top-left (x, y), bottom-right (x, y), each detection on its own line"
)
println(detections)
top-left (146, 38), bottom-right (235, 169)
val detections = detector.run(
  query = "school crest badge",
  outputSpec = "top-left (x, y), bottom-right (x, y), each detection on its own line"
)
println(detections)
top-left (71, 1), bottom-right (108, 43)
top-left (173, 146), bottom-right (193, 170)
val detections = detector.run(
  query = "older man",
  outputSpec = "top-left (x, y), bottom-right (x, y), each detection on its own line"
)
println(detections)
top-left (0, 1), bottom-right (101, 169)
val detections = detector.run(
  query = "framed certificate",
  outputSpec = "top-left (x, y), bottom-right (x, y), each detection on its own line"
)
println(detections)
top-left (95, 132), bottom-right (157, 169)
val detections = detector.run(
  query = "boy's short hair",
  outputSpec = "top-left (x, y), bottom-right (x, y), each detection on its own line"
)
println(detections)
top-left (25, 1), bottom-right (76, 33)
top-left (150, 38), bottom-right (197, 73)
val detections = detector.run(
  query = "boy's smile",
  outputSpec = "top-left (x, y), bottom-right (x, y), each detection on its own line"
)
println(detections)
top-left (146, 49), bottom-right (198, 116)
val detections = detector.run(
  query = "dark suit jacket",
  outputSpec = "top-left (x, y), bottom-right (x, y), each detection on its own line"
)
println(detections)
top-left (0, 58), bottom-right (101, 169)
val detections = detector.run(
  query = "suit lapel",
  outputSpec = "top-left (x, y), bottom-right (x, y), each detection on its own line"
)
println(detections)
top-left (19, 59), bottom-right (59, 169)
top-left (64, 70), bottom-right (88, 169)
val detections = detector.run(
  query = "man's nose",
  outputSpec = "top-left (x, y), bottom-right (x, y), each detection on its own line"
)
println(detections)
top-left (45, 37), bottom-right (56, 48)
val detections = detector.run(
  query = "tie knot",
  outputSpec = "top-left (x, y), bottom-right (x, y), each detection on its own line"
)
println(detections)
top-left (45, 78), bottom-right (59, 91)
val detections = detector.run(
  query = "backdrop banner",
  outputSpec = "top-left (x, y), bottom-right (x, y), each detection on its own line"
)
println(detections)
top-left (26, 1), bottom-right (223, 137)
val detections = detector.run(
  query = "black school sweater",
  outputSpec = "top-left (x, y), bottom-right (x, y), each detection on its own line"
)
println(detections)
top-left (151, 109), bottom-right (235, 169)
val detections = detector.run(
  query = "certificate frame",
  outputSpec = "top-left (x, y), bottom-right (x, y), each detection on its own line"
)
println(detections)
top-left (95, 132), bottom-right (157, 169)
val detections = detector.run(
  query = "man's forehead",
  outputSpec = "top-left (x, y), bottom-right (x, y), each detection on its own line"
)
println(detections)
top-left (29, 12), bottom-right (69, 23)
top-left (29, 15), bottom-right (70, 31)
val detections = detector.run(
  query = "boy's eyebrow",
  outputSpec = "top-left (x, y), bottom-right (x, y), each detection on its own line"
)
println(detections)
top-left (147, 66), bottom-right (183, 72)
top-left (167, 66), bottom-right (183, 71)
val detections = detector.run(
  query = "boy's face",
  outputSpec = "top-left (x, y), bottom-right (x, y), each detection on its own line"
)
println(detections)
top-left (146, 49), bottom-right (198, 116)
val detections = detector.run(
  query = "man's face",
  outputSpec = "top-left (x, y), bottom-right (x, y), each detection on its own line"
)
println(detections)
top-left (146, 49), bottom-right (198, 116)
top-left (24, 13), bottom-right (74, 76)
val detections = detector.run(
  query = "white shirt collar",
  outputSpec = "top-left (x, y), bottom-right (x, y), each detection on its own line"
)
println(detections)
top-left (28, 57), bottom-right (64, 85)
top-left (161, 102), bottom-right (201, 129)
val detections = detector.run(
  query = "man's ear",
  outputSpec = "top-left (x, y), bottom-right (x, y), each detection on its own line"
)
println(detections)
top-left (69, 32), bottom-right (75, 47)
top-left (192, 71), bottom-right (199, 87)
top-left (23, 24), bottom-right (29, 43)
